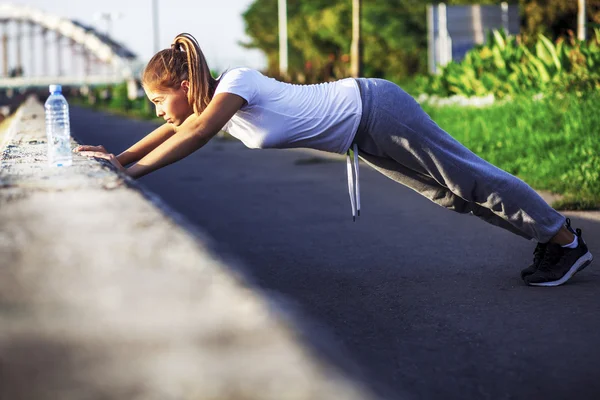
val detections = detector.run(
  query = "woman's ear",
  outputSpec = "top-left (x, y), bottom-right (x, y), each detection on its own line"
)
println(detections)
top-left (181, 80), bottom-right (190, 95)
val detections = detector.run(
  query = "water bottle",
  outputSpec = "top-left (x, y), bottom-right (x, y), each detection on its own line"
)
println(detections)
top-left (45, 84), bottom-right (72, 167)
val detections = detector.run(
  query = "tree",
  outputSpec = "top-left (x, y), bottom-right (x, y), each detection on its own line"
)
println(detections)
top-left (241, 0), bottom-right (430, 81)
top-left (240, 0), bottom-right (600, 81)
top-left (518, 0), bottom-right (600, 41)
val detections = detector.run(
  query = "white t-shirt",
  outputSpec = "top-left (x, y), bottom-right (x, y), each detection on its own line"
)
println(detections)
top-left (213, 68), bottom-right (362, 154)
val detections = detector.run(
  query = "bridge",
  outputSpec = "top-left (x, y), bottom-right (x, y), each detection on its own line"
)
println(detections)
top-left (0, 4), bottom-right (141, 98)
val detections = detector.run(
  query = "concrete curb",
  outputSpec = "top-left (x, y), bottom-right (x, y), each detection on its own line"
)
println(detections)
top-left (0, 98), bottom-right (378, 400)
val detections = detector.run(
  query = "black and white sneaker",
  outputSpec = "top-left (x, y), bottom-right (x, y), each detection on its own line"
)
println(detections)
top-left (524, 226), bottom-right (593, 287)
top-left (521, 218), bottom-right (579, 279)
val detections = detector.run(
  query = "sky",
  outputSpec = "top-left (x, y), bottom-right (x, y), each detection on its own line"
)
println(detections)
top-left (8, 0), bottom-right (267, 71)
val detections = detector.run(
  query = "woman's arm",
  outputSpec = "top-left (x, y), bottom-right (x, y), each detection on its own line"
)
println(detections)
top-left (116, 122), bottom-right (177, 166)
top-left (126, 93), bottom-right (246, 179)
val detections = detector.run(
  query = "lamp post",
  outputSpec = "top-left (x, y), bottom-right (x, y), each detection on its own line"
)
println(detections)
top-left (94, 11), bottom-right (122, 38)
top-left (152, 0), bottom-right (160, 53)
top-left (578, 0), bottom-right (586, 41)
top-left (278, 0), bottom-right (288, 78)
top-left (351, 0), bottom-right (362, 78)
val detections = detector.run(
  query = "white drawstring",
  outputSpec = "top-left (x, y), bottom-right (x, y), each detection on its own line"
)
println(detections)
top-left (346, 143), bottom-right (360, 221)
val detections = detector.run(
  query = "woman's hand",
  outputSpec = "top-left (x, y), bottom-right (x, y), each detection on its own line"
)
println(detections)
top-left (73, 144), bottom-right (109, 154)
top-left (78, 151), bottom-right (128, 175)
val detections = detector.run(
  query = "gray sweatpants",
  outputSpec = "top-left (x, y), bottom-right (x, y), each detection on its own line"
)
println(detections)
top-left (352, 78), bottom-right (566, 243)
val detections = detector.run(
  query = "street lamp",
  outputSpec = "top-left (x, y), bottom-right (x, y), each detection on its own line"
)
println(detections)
top-left (278, 0), bottom-right (288, 78)
top-left (93, 11), bottom-right (123, 38)
top-left (351, 0), bottom-right (362, 77)
top-left (152, 0), bottom-right (160, 53)
top-left (578, 0), bottom-right (586, 41)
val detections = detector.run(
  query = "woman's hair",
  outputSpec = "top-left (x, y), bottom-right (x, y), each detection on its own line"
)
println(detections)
top-left (142, 33), bottom-right (217, 114)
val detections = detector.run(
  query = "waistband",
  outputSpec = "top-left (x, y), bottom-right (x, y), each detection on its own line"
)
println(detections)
top-left (353, 78), bottom-right (374, 146)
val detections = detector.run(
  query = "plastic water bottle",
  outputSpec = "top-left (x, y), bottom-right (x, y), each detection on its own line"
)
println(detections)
top-left (45, 84), bottom-right (72, 167)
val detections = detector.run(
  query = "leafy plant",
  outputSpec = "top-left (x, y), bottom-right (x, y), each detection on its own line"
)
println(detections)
top-left (417, 29), bottom-right (600, 98)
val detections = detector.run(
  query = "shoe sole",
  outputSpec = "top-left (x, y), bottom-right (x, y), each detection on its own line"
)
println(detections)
top-left (527, 252), bottom-right (593, 287)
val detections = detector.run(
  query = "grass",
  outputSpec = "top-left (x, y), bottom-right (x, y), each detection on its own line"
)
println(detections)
top-left (421, 91), bottom-right (600, 210)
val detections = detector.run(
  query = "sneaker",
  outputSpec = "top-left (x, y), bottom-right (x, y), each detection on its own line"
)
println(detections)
top-left (520, 242), bottom-right (548, 279)
top-left (520, 218), bottom-right (578, 279)
top-left (524, 227), bottom-right (593, 287)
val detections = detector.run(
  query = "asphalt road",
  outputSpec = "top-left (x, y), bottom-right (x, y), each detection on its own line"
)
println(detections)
top-left (71, 105), bottom-right (600, 400)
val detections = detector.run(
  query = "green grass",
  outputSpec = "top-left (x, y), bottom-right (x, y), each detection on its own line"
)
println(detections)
top-left (421, 92), bottom-right (600, 210)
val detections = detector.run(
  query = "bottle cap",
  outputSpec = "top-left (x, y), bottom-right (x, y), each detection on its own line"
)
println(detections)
top-left (49, 84), bottom-right (62, 94)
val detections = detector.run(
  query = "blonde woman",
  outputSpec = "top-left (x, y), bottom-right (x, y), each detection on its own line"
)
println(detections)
top-left (75, 33), bottom-right (593, 287)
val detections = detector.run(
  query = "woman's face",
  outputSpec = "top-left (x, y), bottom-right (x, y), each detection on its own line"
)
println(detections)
top-left (145, 81), bottom-right (194, 126)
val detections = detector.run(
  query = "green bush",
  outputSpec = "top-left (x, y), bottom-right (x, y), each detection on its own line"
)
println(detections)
top-left (418, 29), bottom-right (600, 98)
top-left (109, 83), bottom-right (131, 111)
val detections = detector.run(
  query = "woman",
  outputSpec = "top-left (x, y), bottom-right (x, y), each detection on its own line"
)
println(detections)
top-left (75, 33), bottom-right (593, 287)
